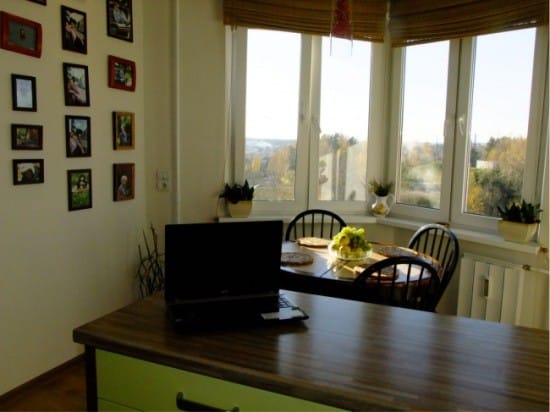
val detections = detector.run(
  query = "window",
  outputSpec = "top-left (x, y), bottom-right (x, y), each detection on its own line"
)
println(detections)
top-left (231, 28), bottom-right (372, 215)
top-left (389, 27), bottom-right (548, 233)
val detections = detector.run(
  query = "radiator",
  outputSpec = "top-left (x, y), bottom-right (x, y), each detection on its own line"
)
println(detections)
top-left (457, 253), bottom-right (549, 330)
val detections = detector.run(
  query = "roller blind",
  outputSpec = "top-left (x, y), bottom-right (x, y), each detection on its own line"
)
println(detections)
top-left (389, 0), bottom-right (549, 47)
top-left (223, 0), bottom-right (387, 43)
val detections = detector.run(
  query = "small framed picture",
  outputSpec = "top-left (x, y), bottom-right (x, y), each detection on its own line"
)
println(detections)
top-left (107, 0), bottom-right (133, 42)
top-left (108, 55), bottom-right (136, 91)
top-left (63, 63), bottom-right (90, 106)
top-left (112, 111), bottom-right (135, 149)
top-left (61, 6), bottom-right (87, 54)
top-left (0, 12), bottom-right (42, 58)
top-left (67, 169), bottom-right (92, 211)
top-left (65, 115), bottom-right (91, 157)
top-left (113, 163), bottom-right (135, 201)
top-left (13, 159), bottom-right (44, 185)
top-left (11, 124), bottom-right (43, 150)
top-left (12, 74), bottom-right (37, 111)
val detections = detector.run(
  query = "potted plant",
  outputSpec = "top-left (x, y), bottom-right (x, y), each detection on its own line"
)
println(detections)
top-left (368, 179), bottom-right (394, 217)
top-left (136, 223), bottom-right (164, 298)
top-left (497, 200), bottom-right (542, 243)
top-left (220, 180), bottom-right (255, 217)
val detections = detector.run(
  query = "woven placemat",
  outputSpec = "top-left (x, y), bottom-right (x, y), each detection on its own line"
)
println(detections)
top-left (281, 252), bottom-right (314, 266)
top-left (296, 237), bottom-right (331, 248)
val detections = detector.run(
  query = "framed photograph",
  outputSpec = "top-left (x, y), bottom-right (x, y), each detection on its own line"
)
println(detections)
top-left (61, 6), bottom-right (87, 54)
top-left (107, 0), bottom-right (133, 42)
top-left (11, 124), bottom-right (43, 150)
top-left (67, 169), bottom-right (92, 211)
top-left (11, 74), bottom-right (36, 111)
top-left (13, 159), bottom-right (44, 185)
top-left (113, 163), bottom-right (135, 201)
top-left (65, 115), bottom-right (91, 157)
top-left (108, 55), bottom-right (136, 91)
top-left (28, 0), bottom-right (47, 4)
top-left (0, 12), bottom-right (42, 58)
top-left (112, 111), bottom-right (135, 149)
top-left (63, 63), bottom-right (90, 106)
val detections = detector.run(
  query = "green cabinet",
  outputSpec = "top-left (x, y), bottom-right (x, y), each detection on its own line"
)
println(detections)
top-left (96, 350), bottom-right (342, 411)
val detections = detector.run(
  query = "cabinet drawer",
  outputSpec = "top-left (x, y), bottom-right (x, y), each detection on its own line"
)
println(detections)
top-left (97, 350), bottom-right (342, 411)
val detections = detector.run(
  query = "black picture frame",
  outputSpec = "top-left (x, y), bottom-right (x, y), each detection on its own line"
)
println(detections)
top-left (113, 163), bottom-right (135, 201)
top-left (67, 169), bottom-right (92, 211)
top-left (107, 0), bottom-right (133, 42)
top-left (13, 159), bottom-right (44, 185)
top-left (65, 115), bottom-right (91, 157)
top-left (61, 6), bottom-right (87, 54)
top-left (11, 74), bottom-right (36, 111)
top-left (11, 124), bottom-right (43, 150)
top-left (63, 63), bottom-right (90, 106)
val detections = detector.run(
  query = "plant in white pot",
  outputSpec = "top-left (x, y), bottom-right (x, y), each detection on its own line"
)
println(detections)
top-left (497, 200), bottom-right (542, 243)
top-left (368, 179), bottom-right (394, 217)
top-left (220, 180), bottom-right (255, 218)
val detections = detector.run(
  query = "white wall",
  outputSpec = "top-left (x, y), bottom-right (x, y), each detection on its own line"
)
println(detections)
top-left (0, 0), bottom-right (148, 394)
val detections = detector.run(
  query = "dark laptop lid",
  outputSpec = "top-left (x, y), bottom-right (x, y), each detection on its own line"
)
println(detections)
top-left (164, 220), bottom-right (284, 306)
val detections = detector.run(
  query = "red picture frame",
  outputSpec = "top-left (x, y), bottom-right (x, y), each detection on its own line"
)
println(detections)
top-left (108, 55), bottom-right (136, 91)
top-left (0, 12), bottom-right (42, 58)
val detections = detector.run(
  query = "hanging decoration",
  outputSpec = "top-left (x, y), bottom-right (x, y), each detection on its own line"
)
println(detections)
top-left (330, 0), bottom-right (353, 54)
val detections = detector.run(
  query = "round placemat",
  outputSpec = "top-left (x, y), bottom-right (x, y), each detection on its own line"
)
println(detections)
top-left (296, 237), bottom-right (331, 248)
top-left (281, 252), bottom-right (314, 266)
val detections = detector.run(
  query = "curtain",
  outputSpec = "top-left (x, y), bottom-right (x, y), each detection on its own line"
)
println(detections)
top-left (223, 0), bottom-right (549, 46)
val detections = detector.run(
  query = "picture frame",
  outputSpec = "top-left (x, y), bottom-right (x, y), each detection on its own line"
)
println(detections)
top-left (0, 12), bottom-right (42, 58)
top-left (63, 63), bottom-right (90, 106)
top-left (107, 0), bottom-right (133, 42)
top-left (61, 6), bottom-right (87, 54)
top-left (13, 159), bottom-right (44, 185)
top-left (11, 124), bottom-right (43, 150)
top-left (113, 163), bottom-right (135, 201)
top-left (11, 74), bottom-right (37, 111)
top-left (112, 111), bottom-right (135, 149)
top-left (65, 115), bottom-right (91, 157)
top-left (108, 55), bottom-right (136, 91)
top-left (67, 169), bottom-right (92, 211)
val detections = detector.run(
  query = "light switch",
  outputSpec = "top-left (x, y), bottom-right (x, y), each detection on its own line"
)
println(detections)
top-left (156, 170), bottom-right (169, 191)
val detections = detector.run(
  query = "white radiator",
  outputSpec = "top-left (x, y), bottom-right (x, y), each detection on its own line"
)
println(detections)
top-left (457, 254), bottom-right (549, 330)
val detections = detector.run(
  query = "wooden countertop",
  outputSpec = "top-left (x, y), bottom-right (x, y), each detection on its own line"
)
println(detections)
top-left (73, 291), bottom-right (549, 411)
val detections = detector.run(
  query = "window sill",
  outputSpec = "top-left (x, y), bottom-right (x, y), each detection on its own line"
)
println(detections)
top-left (218, 215), bottom-right (541, 255)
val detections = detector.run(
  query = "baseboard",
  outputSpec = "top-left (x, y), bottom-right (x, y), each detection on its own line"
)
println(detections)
top-left (0, 353), bottom-right (84, 401)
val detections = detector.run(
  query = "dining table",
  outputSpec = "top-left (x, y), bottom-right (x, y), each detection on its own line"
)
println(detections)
top-left (280, 238), bottom-right (441, 302)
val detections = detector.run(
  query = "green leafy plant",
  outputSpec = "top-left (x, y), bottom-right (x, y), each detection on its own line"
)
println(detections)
top-left (219, 180), bottom-right (255, 204)
top-left (368, 179), bottom-right (394, 197)
top-left (497, 200), bottom-right (542, 224)
top-left (136, 223), bottom-right (164, 298)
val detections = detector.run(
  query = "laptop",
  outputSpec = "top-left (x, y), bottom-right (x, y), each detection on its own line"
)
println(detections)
top-left (164, 220), bottom-right (308, 330)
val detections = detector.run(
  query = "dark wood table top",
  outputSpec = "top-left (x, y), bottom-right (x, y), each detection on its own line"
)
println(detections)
top-left (73, 291), bottom-right (549, 411)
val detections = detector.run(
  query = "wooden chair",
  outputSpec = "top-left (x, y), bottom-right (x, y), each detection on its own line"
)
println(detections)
top-left (284, 209), bottom-right (347, 241)
top-left (352, 256), bottom-right (441, 311)
top-left (407, 223), bottom-right (460, 309)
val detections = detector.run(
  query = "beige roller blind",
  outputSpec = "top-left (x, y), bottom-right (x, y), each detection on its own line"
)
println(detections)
top-left (389, 0), bottom-right (549, 47)
top-left (223, 0), bottom-right (387, 43)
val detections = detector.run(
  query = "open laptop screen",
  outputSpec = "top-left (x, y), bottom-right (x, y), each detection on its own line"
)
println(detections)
top-left (164, 220), bottom-right (284, 304)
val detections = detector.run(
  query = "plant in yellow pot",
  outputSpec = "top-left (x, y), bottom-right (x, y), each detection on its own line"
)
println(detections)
top-left (220, 180), bottom-right (255, 218)
top-left (497, 200), bottom-right (542, 243)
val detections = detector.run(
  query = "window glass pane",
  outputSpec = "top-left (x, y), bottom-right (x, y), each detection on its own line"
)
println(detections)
top-left (244, 30), bottom-right (300, 201)
top-left (399, 41), bottom-right (449, 209)
top-left (466, 29), bottom-right (535, 217)
top-left (319, 37), bottom-right (371, 201)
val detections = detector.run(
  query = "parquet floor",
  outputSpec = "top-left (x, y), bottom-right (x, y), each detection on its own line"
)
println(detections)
top-left (0, 356), bottom-right (86, 411)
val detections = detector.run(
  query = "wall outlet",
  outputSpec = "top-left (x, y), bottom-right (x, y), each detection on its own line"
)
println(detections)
top-left (156, 170), bottom-right (169, 191)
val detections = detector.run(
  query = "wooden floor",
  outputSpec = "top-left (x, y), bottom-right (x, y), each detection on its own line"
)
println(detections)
top-left (0, 356), bottom-right (86, 411)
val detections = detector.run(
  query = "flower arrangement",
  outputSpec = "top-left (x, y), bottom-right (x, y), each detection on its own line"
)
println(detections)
top-left (330, 226), bottom-right (372, 260)
top-left (368, 179), bottom-right (394, 197)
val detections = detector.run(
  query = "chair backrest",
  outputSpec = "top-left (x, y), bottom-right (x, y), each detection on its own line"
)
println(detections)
top-left (352, 256), bottom-right (441, 311)
top-left (407, 223), bottom-right (460, 308)
top-left (284, 209), bottom-right (347, 241)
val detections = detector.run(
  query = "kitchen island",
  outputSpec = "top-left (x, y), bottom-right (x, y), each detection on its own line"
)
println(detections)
top-left (73, 291), bottom-right (548, 411)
